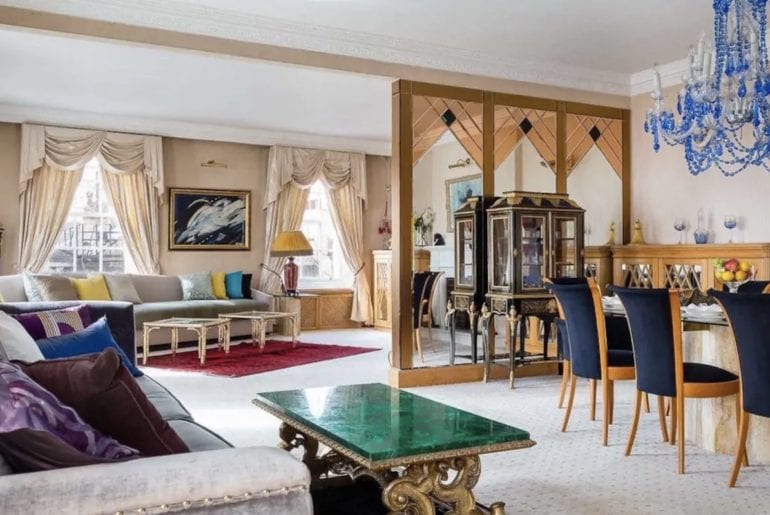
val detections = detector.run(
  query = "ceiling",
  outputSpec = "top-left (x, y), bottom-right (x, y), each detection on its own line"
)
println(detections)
top-left (0, 0), bottom-right (717, 153)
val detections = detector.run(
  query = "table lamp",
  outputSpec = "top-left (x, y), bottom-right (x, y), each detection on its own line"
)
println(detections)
top-left (269, 230), bottom-right (313, 296)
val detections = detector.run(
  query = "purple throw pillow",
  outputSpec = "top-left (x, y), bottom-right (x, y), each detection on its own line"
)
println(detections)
top-left (12, 305), bottom-right (92, 341)
top-left (0, 361), bottom-right (138, 471)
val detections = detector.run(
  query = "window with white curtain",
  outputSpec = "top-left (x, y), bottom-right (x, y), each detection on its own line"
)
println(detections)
top-left (44, 158), bottom-right (135, 273)
top-left (297, 181), bottom-right (352, 288)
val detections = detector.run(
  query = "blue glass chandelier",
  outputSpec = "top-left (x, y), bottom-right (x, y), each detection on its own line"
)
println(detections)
top-left (645, 0), bottom-right (770, 176)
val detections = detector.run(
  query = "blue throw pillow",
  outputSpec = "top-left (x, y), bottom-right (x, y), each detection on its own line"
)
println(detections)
top-left (225, 271), bottom-right (244, 299)
top-left (36, 317), bottom-right (143, 377)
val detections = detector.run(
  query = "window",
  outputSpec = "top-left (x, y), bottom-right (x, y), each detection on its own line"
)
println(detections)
top-left (297, 182), bottom-right (352, 288)
top-left (45, 158), bottom-right (135, 273)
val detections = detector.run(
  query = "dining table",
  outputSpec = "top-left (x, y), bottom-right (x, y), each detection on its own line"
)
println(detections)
top-left (601, 295), bottom-right (770, 463)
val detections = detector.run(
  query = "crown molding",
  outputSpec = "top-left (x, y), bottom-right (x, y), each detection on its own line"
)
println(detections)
top-left (629, 57), bottom-right (689, 97)
top-left (0, 103), bottom-right (391, 155)
top-left (0, 0), bottom-right (633, 96)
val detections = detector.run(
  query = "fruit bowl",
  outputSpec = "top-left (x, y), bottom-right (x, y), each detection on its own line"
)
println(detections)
top-left (715, 258), bottom-right (754, 293)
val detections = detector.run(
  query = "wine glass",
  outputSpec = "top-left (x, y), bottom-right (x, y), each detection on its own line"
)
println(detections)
top-left (674, 218), bottom-right (686, 244)
top-left (724, 215), bottom-right (737, 243)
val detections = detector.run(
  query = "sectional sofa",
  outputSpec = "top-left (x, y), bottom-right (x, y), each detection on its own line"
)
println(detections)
top-left (0, 301), bottom-right (312, 514)
top-left (0, 273), bottom-right (274, 356)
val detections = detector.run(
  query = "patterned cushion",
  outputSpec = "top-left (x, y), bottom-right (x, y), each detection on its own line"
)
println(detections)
top-left (179, 273), bottom-right (215, 300)
top-left (21, 273), bottom-right (43, 302)
top-left (71, 275), bottom-right (112, 301)
top-left (27, 275), bottom-right (78, 302)
top-left (12, 305), bottom-right (92, 341)
top-left (0, 312), bottom-right (44, 363)
top-left (103, 274), bottom-right (143, 304)
top-left (211, 272), bottom-right (228, 299)
top-left (225, 271), bottom-right (244, 299)
top-left (0, 361), bottom-right (139, 472)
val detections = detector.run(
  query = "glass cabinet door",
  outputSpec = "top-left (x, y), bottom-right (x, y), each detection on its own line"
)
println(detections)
top-left (553, 216), bottom-right (578, 278)
top-left (489, 215), bottom-right (511, 290)
top-left (519, 214), bottom-right (546, 290)
top-left (456, 219), bottom-right (474, 287)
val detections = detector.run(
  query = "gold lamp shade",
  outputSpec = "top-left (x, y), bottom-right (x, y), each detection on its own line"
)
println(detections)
top-left (269, 231), bottom-right (313, 257)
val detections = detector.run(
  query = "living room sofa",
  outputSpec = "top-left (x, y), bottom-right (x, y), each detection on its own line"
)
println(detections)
top-left (0, 273), bottom-right (274, 355)
top-left (0, 301), bottom-right (312, 514)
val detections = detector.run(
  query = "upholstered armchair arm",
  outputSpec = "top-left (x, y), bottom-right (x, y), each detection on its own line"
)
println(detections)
top-left (252, 289), bottom-right (276, 311)
top-left (0, 447), bottom-right (311, 515)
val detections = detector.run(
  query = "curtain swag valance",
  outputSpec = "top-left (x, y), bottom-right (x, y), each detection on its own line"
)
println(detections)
top-left (264, 146), bottom-right (367, 209)
top-left (20, 124), bottom-right (164, 197)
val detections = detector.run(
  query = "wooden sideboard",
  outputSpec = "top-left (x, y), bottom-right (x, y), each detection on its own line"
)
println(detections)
top-left (372, 248), bottom-right (439, 329)
top-left (610, 243), bottom-right (770, 290)
top-left (585, 245), bottom-right (613, 293)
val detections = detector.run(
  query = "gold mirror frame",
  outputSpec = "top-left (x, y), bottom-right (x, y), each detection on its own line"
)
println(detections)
top-left (390, 80), bottom-right (630, 385)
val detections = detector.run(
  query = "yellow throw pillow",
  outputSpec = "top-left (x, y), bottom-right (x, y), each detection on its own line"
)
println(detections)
top-left (211, 272), bottom-right (228, 299)
top-left (71, 274), bottom-right (112, 301)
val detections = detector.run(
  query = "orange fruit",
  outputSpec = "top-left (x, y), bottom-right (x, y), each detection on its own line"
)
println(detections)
top-left (739, 261), bottom-right (751, 272)
top-left (735, 270), bottom-right (748, 281)
top-left (722, 271), bottom-right (735, 282)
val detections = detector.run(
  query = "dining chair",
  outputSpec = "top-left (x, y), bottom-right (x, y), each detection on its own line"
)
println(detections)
top-left (722, 280), bottom-right (770, 293)
top-left (418, 271), bottom-right (444, 351)
top-left (546, 279), bottom-right (635, 446)
top-left (612, 286), bottom-right (740, 474)
top-left (547, 277), bottom-right (587, 410)
top-left (412, 271), bottom-right (432, 362)
top-left (709, 289), bottom-right (770, 487)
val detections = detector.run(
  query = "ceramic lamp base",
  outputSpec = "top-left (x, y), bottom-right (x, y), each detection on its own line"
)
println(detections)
top-left (283, 257), bottom-right (299, 295)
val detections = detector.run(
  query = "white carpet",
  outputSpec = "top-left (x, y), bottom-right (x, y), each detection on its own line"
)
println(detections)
top-left (145, 329), bottom-right (770, 514)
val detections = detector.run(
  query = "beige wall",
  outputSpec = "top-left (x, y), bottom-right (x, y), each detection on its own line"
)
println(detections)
top-left (0, 123), bottom-right (389, 283)
top-left (631, 87), bottom-right (770, 244)
top-left (0, 123), bottom-right (20, 275)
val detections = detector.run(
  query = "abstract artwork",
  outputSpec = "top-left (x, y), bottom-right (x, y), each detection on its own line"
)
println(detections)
top-left (169, 188), bottom-right (251, 250)
top-left (445, 174), bottom-right (482, 232)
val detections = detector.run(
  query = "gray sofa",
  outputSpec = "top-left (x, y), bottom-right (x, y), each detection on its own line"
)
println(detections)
top-left (0, 302), bottom-right (312, 514)
top-left (0, 273), bottom-right (274, 354)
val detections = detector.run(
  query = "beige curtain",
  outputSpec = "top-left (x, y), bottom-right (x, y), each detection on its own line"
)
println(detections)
top-left (101, 169), bottom-right (161, 274)
top-left (19, 124), bottom-right (164, 274)
top-left (18, 164), bottom-right (83, 272)
top-left (259, 184), bottom-right (309, 293)
top-left (262, 146), bottom-right (372, 324)
top-left (327, 183), bottom-right (373, 324)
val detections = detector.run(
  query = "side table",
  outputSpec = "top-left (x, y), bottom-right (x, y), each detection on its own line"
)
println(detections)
top-left (273, 293), bottom-right (318, 336)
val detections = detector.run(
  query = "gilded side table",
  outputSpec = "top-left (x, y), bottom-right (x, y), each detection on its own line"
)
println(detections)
top-left (218, 311), bottom-right (298, 349)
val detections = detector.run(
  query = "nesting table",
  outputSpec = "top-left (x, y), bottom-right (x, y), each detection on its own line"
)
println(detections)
top-left (142, 317), bottom-right (231, 366)
top-left (218, 311), bottom-right (298, 350)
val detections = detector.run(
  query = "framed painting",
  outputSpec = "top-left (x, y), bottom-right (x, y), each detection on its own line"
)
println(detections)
top-left (445, 173), bottom-right (482, 232)
top-left (169, 188), bottom-right (251, 250)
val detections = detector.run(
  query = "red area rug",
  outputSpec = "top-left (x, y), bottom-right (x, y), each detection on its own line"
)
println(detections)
top-left (143, 340), bottom-right (379, 377)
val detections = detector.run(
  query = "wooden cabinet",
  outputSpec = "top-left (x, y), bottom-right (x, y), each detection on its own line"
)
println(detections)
top-left (373, 250), bottom-right (392, 328)
top-left (585, 245), bottom-right (613, 293)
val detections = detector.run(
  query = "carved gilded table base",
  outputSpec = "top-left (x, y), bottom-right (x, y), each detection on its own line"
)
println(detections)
top-left (278, 423), bottom-right (506, 515)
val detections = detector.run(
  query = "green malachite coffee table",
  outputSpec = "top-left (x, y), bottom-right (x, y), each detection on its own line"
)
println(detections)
top-left (253, 383), bottom-right (535, 515)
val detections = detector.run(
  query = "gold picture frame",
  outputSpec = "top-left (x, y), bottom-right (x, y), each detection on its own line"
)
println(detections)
top-left (445, 173), bottom-right (482, 232)
top-left (168, 187), bottom-right (251, 250)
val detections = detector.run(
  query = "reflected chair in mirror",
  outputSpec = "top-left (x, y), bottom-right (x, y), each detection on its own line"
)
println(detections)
top-left (613, 287), bottom-right (740, 474)
top-left (418, 271), bottom-right (444, 352)
top-left (412, 271), bottom-right (432, 363)
top-left (709, 290), bottom-right (770, 487)
top-left (546, 279), bottom-right (635, 446)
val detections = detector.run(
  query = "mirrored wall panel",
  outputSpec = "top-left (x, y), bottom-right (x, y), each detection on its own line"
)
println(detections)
top-left (566, 113), bottom-right (623, 246)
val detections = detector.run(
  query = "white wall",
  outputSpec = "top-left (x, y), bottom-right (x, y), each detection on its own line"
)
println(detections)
top-left (631, 87), bottom-right (770, 244)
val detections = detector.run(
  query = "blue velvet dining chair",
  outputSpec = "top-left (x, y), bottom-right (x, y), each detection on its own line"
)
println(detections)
top-left (546, 279), bottom-right (635, 446)
top-left (548, 277), bottom-right (586, 410)
top-left (418, 271), bottom-right (444, 352)
top-left (722, 280), bottom-right (770, 293)
top-left (411, 271), bottom-right (431, 363)
top-left (612, 286), bottom-right (740, 474)
top-left (709, 289), bottom-right (770, 487)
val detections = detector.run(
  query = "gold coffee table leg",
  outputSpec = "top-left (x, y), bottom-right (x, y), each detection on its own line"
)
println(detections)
top-left (383, 455), bottom-right (489, 515)
top-left (259, 319), bottom-right (267, 350)
top-left (198, 328), bottom-right (206, 366)
top-left (142, 325), bottom-right (150, 365)
top-left (171, 328), bottom-right (179, 357)
top-left (251, 319), bottom-right (259, 347)
top-left (224, 321), bottom-right (230, 354)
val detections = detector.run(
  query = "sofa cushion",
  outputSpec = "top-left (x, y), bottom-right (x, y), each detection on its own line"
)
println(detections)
top-left (12, 304), bottom-right (92, 341)
top-left (0, 274), bottom-right (27, 302)
top-left (17, 349), bottom-right (189, 457)
top-left (129, 274), bottom-right (183, 303)
top-left (168, 419), bottom-right (232, 451)
top-left (225, 271), bottom-right (244, 298)
top-left (211, 272), bottom-right (228, 299)
top-left (0, 311), bottom-right (44, 363)
top-left (21, 273), bottom-right (43, 302)
top-left (134, 375), bottom-right (193, 422)
top-left (36, 317), bottom-right (143, 377)
top-left (71, 275), bottom-right (112, 301)
top-left (103, 274), bottom-right (143, 304)
top-left (180, 272), bottom-right (216, 301)
top-left (0, 361), bottom-right (139, 472)
top-left (28, 274), bottom-right (79, 302)
top-left (242, 272), bottom-right (253, 298)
